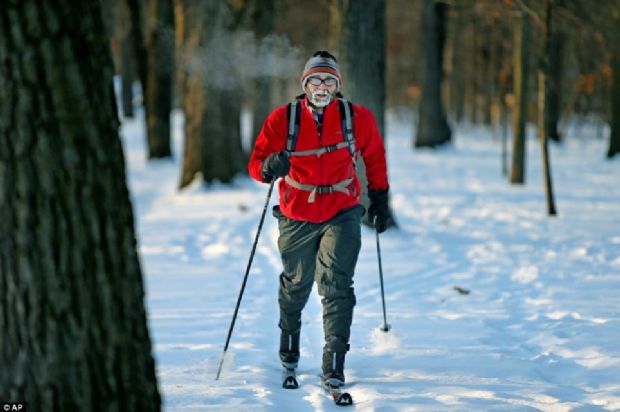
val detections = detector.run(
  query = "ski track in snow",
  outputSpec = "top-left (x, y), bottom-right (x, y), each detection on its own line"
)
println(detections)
top-left (121, 110), bottom-right (620, 411)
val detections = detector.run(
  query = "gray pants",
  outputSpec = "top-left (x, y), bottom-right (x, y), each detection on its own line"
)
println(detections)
top-left (274, 205), bottom-right (363, 354)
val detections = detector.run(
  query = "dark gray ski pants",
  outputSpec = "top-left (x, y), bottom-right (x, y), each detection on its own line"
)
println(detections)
top-left (274, 204), bottom-right (363, 354)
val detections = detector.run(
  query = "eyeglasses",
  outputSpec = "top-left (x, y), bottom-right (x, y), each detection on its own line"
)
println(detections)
top-left (307, 77), bottom-right (338, 87)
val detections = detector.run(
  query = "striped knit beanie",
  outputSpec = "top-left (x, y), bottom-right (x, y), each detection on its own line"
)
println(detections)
top-left (300, 51), bottom-right (342, 90)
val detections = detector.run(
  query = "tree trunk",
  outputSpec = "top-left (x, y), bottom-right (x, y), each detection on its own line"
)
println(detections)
top-left (145, 0), bottom-right (175, 158)
top-left (608, 6), bottom-right (620, 159)
top-left (340, 1), bottom-right (386, 136)
top-left (173, 0), bottom-right (186, 108)
top-left (0, 2), bottom-right (161, 411)
top-left (461, 21), bottom-right (475, 123)
top-left (486, 19), bottom-right (498, 128)
top-left (609, 52), bottom-right (620, 158)
top-left (203, 86), bottom-right (243, 183)
top-left (449, 3), bottom-right (466, 122)
top-left (328, 0), bottom-right (343, 53)
top-left (177, 0), bottom-right (245, 187)
top-left (121, 24), bottom-right (136, 118)
top-left (202, 0), bottom-right (245, 183)
top-left (108, 0), bottom-right (135, 118)
top-left (177, 0), bottom-right (206, 188)
top-left (510, 9), bottom-right (530, 184)
top-left (471, 14), bottom-right (481, 124)
top-left (415, 0), bottom-right (451, 148)
top-left (538, 0), bottom-right (558, 216)
top-left (125, 0), bottom-right (148, 104)
top-left (251, 0), bottom-right (276, 150)
top-left (338, 0), bottom-right (396, 229)
top-left (546, 31), bottom-right (564, 142)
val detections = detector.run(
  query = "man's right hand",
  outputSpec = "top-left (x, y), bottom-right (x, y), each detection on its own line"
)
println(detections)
top-left (261, 151), bottom-right (291, 182)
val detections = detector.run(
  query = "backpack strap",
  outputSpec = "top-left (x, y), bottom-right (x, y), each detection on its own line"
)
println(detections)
top-left (286, 94), bottom-right (305, 153)
top-left (286, 95), bottom-right (355, 159)
top-left (337, 98), bottom-right (356, 157)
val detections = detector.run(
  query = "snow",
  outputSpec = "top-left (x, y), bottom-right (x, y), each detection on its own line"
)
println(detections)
top-left (120, 110), bottom-right (620, 411)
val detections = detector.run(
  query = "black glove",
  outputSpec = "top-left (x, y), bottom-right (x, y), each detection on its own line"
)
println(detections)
top-left (368, 188), bottom-right (391, 234)
top-left (261, 151), bottom-right (291, 182)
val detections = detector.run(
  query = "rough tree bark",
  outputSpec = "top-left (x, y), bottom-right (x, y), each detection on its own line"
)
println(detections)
top-left (415, 0), bottom-right (451, 148)
top-left (0, 2), bottom-right (161, 411)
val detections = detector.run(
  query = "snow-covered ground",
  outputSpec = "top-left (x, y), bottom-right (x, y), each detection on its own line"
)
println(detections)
top-left (120, 110), bottom-right (620, 411)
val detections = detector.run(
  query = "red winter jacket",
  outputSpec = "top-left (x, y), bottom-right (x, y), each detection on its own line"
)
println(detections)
top-left (248, 96), bottom-right (389, 223)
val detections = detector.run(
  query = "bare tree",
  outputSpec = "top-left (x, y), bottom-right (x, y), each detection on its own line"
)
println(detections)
top-left (117, 1), bottom-right (137, 118)
top-left (335, 0), bottom-right (397, 229)
top-left (415, 0), bottom-right (451, 148)
top-left (176, 0), bottom-right (207, 188)
top-left (609, 52), bottom-right (620, 158)
top-left (0, 2), bottom-right (161, 411)
top-left (145, 0), bottom-right (175, 158)
top-left (510, 7), bottom-right (530, 184)
top-left (177, 0), bottom-right (247, 188)
top-left (104, 0), bottom-right (136, 118)
top-left (608, 1), bottom-right (620, 158)
top-left (201, 1), bottom-right (247, 183)
top-left (546, 30), bottom-right (564, 142)
top-left (537, 0), bottom-right (558, 215)
top-left (251, 0), bottom-right (276, 149)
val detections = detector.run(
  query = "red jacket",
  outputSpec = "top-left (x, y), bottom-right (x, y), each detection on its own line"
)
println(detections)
top-left (248, 97), bottom-right (389, 223)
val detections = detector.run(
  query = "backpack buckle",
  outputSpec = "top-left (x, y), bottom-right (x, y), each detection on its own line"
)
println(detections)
top-left (316, 185), bottom-right (334, 195)
top-left (324, 144), bottom-right (339, 153)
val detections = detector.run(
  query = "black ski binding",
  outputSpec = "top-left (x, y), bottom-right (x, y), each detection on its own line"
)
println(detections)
top-left (282, 368), bottom-right (299, 389)
top-left (326, 383), bottom-right (353, 406)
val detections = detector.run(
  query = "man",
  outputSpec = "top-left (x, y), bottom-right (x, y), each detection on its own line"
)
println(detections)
top-left (248, 51), bottom-right (391, 388)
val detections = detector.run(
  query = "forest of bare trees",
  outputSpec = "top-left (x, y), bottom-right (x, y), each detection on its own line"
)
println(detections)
top-left (105, 0), bottom-right (620, 183)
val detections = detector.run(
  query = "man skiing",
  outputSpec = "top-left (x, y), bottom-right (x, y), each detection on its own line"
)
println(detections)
top-left (248, 50), bottom-right (391, 391)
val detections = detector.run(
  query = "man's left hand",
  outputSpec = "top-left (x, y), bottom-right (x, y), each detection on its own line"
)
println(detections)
top-left (368, 188), bottom-right (392, 233)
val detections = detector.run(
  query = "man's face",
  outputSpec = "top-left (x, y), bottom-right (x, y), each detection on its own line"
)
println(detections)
top-left (305, 75), bottom-right (338, 107)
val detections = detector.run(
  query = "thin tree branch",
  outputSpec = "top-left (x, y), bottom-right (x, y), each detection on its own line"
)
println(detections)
top-left (515, 0), bottom-right (544, 29)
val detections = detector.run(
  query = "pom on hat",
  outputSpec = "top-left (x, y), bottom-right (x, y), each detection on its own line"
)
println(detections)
top-left (300, 51), bottom-right (342, 90)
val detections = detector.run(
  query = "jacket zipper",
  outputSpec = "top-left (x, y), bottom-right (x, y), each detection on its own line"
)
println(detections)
top-left (317, 117), bottom-right (323, 223)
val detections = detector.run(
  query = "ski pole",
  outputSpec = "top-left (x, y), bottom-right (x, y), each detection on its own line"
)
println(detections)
top-left (375, 217), bottom-right (391, 332)
top-left (216, 181), bottom-right (275, 380)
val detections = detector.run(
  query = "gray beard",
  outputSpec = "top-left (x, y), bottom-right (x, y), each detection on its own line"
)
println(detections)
top-left (308, 90), bottom-right (334, 107)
